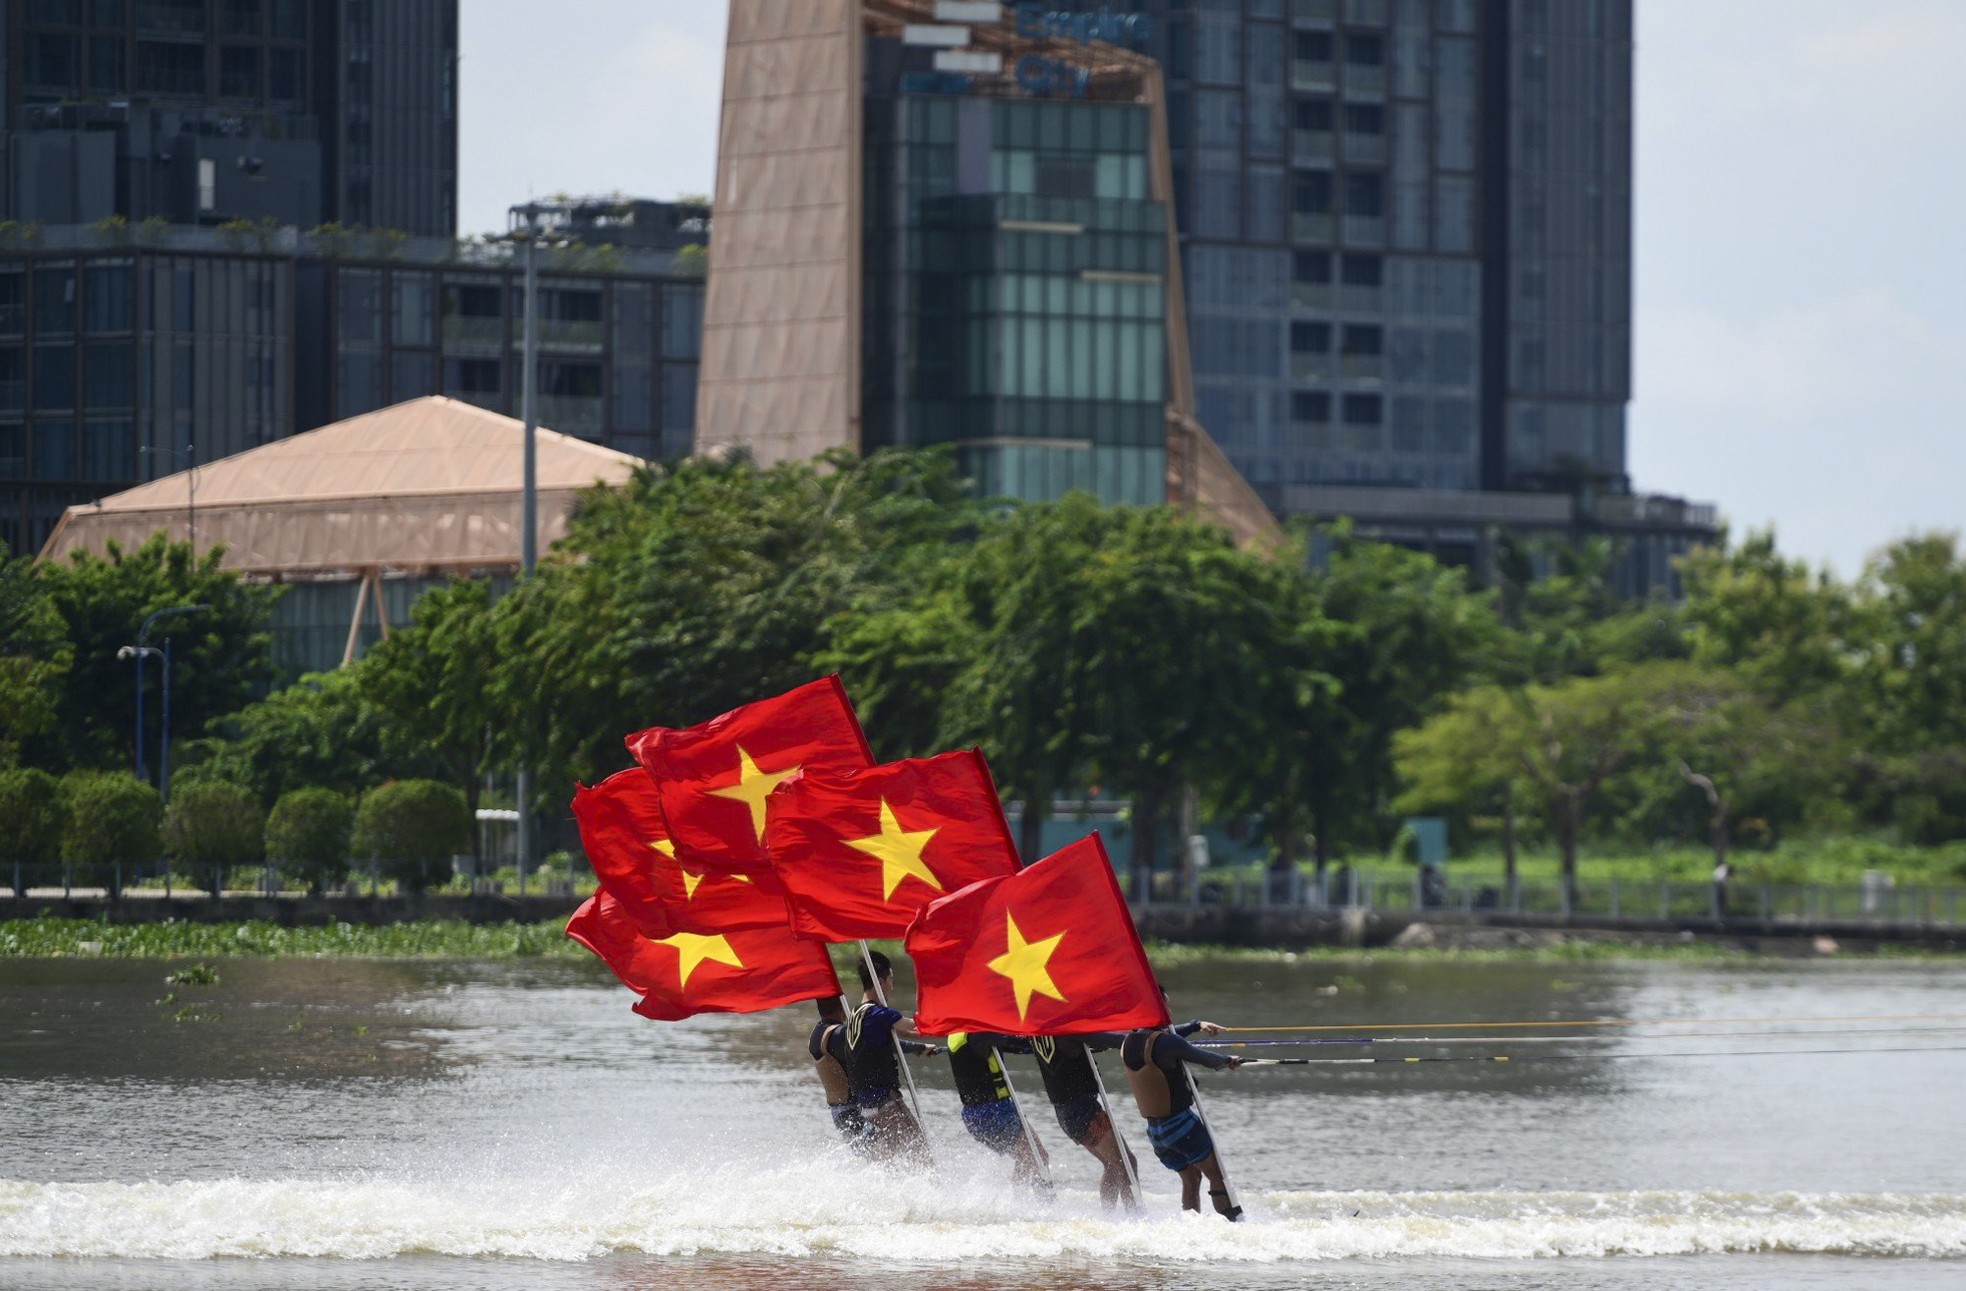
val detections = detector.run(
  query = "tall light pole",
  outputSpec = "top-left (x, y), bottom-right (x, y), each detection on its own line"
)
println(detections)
top-left (513, 217), bottom-right (542, 892)
top-left (119, 603), bottom-right (209, 797)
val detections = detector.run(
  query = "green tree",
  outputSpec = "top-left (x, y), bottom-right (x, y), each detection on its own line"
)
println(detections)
top-left (0, 550), bottom-right (70, 767)
top-left (265, 787), bottom-right (355, 894)
top-left (357, 579), bottom-right (501, 820)
top-left (0, 767), bottom-right (65, 895)
top-left (35, 535), bottom-right (281, 772)
top-left (1680, 528), bottom-right (1851, 704)
top-left (1395, 662), bottom-right (1733, 910)
top-left (353, 779), bottom-right (469, 892)
top-left (162, 780), bottom-right (265, 895)
top-left (492, 449), bottom-right (980, 807)
top-left (176, 667), bottom-right (446, 808)
top-left (1304, 525), bottom-right (1499, 867)
top-left (1072, 504), bottom-right (1291, 891)
top-left (58, 770), bottom-right (163, 895)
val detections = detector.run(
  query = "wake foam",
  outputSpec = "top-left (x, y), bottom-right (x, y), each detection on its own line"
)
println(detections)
top-left (4, 1165), bottom-right (1963, 1262)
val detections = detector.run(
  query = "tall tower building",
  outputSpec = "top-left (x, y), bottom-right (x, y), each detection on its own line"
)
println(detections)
top-left (1068, 0), bottom-right (1710, 590)
top-left (1, 0), bottom-right (457, 235)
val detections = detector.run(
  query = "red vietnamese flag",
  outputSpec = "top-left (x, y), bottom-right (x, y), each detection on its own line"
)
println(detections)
top-left (566, 890), bottom-right (841, 1021)
top-left (572, 769), bottom-right (792, 939)
top-left (764, 749), bottom-right (1021, 941)
top-left (905, 833), bottom-right (1171, 1037)
top-left (627, 677), bottom-right (874, 878)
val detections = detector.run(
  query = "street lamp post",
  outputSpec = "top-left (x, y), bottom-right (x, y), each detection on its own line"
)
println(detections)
top-left (507, 213), bottom-right (545, 896)
top-left (119, 604), bottom-right (211, 795)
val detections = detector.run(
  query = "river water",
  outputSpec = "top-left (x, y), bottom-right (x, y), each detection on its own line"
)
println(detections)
top-left (2, 952), bottom-right (1963, 1289)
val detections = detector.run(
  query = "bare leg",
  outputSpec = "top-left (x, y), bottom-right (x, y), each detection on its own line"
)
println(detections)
top-left (1083, 1113), bottom-right (1137, 1210)
top-left (1198, 1153), bottom-right (1240, 1220)
top-left (870, 1100), bottom-right (931, 1168)
top-left (1177, 1163), bottom-right (1204, 1212)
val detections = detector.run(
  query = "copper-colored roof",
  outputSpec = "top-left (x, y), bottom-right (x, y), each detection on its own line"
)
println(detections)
top-left (38, 397), bottom-right (642, 576)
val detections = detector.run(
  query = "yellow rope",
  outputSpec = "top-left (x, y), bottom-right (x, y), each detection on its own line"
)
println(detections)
top-left (1219, 1012), bottom-right (1966, 1033)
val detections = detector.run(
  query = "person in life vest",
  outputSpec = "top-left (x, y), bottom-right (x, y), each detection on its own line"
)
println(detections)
top-left (944, 1032), bottom-right (1051, 1192)
top-left (844, 950), bottom-right (939, 1165)
top-left (1001, 1033), bottom-right (1138, 1208)
top-left (1120, 1018), bottom-right (1244, 1219)
top-left (807, 996), bottom-right (875, 1156)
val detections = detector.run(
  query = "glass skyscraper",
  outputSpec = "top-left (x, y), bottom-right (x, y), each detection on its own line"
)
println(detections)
top-left (864, 92), bottom-right (1170, 504)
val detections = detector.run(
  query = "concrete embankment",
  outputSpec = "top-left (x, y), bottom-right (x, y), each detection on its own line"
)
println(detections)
top-left (5, 893), bottom-right (1961, 953)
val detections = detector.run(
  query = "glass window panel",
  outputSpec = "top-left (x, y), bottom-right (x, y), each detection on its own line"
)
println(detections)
top-left (33, 345), bottom-right (75, 409)
top-left (82, 264), bottom-right (134, 333)
top-left (34, 268), bottom-right (77, 335)
top-left (83, 341), bottom-right (132, 407)
top-left (337, 269), bottom-right (381, 345)
top-left (391, 272), bottom-right (434, 346)
top-left (390, 351), bottom-right (434, 400)
top-left (33, 420), bottom-right (77, 479)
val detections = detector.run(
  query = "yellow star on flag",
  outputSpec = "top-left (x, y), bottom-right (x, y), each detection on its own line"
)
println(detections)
top-left (844, 798), bottom-right (944, 901)
top-left (986, 912), bottom-right (1066, 1021)
top-left (651, 931), bottom-right (744, 989)
top-left (650, 838), bottom-right (676, 859)
top-left (707, 746), bottom-right (799, 840)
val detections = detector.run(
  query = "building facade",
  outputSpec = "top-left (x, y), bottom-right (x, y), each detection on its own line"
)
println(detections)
top-left (1046, 0), bottom-right (1714, 589)
top-left (700, 0), bottom-right (1278, 541)
top-left (2, 0), bottom-right (457, 235)
top-left (0, 221), bottom-right (704, 554)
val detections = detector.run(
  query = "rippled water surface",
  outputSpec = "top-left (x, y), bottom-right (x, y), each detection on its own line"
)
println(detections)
top-left (3, 953), bottom-right (1964, 1289)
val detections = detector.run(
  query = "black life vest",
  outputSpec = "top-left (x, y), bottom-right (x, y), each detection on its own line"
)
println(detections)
top-left (946, 1032), bottom-right (1011, 1107)
top-left (844, 1002), bottom-right (901, 1097)
top-left (1031, 1034), bottom-right (1100, 1104)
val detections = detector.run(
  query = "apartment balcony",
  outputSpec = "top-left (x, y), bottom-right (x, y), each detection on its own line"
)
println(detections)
top-left (539, 394), bottom-right (604, 436)
top-left (1339, 283), bottom-right (1382, 312)
top-left (540, 319), bottom-right (604, 354)
top-left (1290, 281), bottom-right (1335, 309)
top-left (1290, 60), bottom-right (1336, 92)
top-left (450, 389), bottom-right (504, 415)
top-left (1341, 354), bottom-right (1383, 382)
top-left (1292, 129), bottom-right (1335, 163)
top-left (1342, 214), bottom-right (1385, 245)
top-left (1291, 212), bottom-right (1336, 244)
top-left (1343, 65), bottom-right (1386, 98)
top-left (1342, 131), bottom-right (1387, 165)
top-left (1289, 354), bottom-right (1336, 381)
top-left (1345, 0), bottom-right (1389, 24)
top-left (1291, 0), bottom-right (1337, 25)
top-left (442, 315), bottom-right (506, 352)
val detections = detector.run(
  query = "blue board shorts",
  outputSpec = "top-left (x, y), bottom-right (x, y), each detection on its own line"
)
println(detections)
top-left (829, 1102), bottom-right (874, 1154)
top-left (1053, 1093), bottom-right (1105, 1145)
top-left (960, 1097), bottom-right (1026, 1154)
top-left (1145, 1108), bottom-right (1214, 1172)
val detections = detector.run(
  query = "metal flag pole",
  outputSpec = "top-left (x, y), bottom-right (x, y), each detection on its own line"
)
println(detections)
top-left (1087, 1054), bottom-right (1143, 1210)
top-left (859, 940), bottom-right (930, 1132)
top-left (1182, 1065), bottom-right (1243, 1218)
top-left (991, 1049), bottom-right (1053, 1191)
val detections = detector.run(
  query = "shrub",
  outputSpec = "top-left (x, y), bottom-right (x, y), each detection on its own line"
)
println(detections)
top-left (163, 781), bottom-right (265, 894)
top-left (0, 767), bottom-right (65, 894)
top-left (266, 787), bottom-right (355, 894)
top-left (353, 779), bottom-right (468, 893)
top-left (58, 771), bottom-right (162, 895)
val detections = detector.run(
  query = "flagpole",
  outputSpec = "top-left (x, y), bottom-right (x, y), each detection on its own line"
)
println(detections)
top-left (859, 940), bottom-right (931, 1135)
top-left (991, 1049), bottom-right (1053, 1192)
top-left (1088, 1055), bottom-right (1143, 1211)
top-left (1181, 1065), bottom-right (1242, 1217)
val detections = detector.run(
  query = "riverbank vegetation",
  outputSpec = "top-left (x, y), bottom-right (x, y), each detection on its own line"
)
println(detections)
top-left (6, 449), bottom-right (1966, 898)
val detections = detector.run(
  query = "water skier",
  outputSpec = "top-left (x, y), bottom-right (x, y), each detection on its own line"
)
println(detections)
top-left (1120, 1018), bottom-right (1244, 1220)
top-left (945, 1031), bottom-right (1051, 1192)
top-left (845, 950), bottom-right (939, 1164)
top-left (1015, 1033), bottom-right (1139, 1209)
top-left (808, 996), bottom-right (875, 1155)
